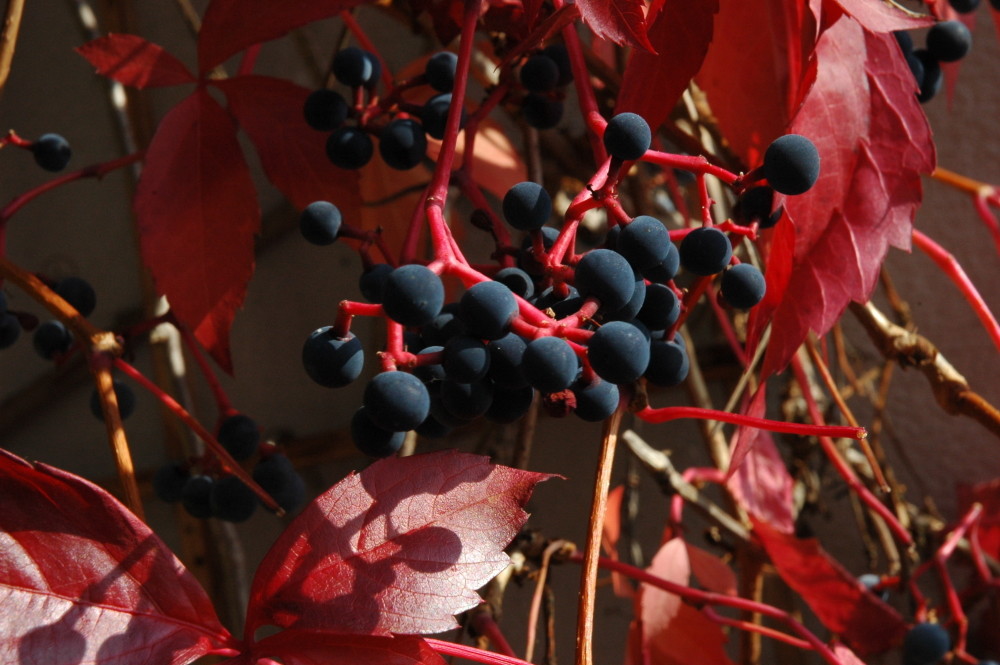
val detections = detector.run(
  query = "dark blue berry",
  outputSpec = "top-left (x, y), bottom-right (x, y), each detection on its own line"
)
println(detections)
top-left (326, 126), bottom-right (374, 170)
top-left (32, 134), bottom-right (71, 172)
top-left (299, 201), bottom-right (342, 245)
top-left (603, 113), bottom-right (651, 161)
top-left (763, 134), bottom-right (820, 196)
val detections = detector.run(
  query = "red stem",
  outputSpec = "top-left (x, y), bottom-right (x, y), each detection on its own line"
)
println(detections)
top-left (237, 43), bottom-right (261, 76)
top-left (470, 611), bottom-right (519, 658)
top-left (426, 639), bottom-right (534, 665)
top-left (912, 229), bottom-right (1000, 354)
top-left (702, 607), bottom-right (813, 650)
top-left (643, 150), bottom-right (739, 186)
top-left (634, 405), bottom-right (867, 440)
top-left (972, 193), bottom-right (1000, 256)
top-left (171, 314), bottom-right (233, 414)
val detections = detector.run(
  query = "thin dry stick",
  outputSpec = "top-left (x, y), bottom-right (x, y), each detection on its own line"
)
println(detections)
top-left (88, 353), bottom-right (144, 519)
top-left (574, 407), bottom-right (623, 665)
top-left (850, 301), bottom-right (1000, 439)
top-left (525, 540), bottom-right (572, 663)
top-left (804, 336), bottom-right (889, 492)
top-left (0, 0), bottom-right (25, 100)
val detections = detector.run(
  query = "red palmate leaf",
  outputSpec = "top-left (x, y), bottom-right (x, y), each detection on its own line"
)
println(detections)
top-left (76, 34), bottom-right (196, 89)
top-left (0, 449), bottom-right (234, 665)
top-left (695, 0), bottom-right (817, 167)
top-left (575, 0), bottom-right (655, 51)
top-left (833, 0), bottom-right (935, 31)
top-left (197, 0), bottom-right (374, 72)
top-left (214, 76), bottom-right (363, 213)
top-left (245, 450), bottom-right (554, 637)
top-left (134, 88), bottom-right (259, 372)
top-left (759, 19), bottom-right (934, 375)
top-left (616, 0), bottom-right (716, 132)
top-left (250, 631), bottom-right (447, 665)
top-left (751, 518), bottom-right (907, 655)
top-left (634, 538), bottom-right (734, 665)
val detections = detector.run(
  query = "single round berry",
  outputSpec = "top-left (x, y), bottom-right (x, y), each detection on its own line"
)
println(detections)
top-left (949, 0), bottom-right (979, 13)
top-left (421, 94), bottom-right (466, 140)
top-left (636, 283), bottom-right (680, 330)
top-left (379, 118), bottom-right (428, 171)
top-left (720, 263), bottom-right (766, 309)
top-left (902, 622), bottom-right (950, 665)
top-left (181, 475), bottom-right (214, 519)
top-left (494, 267), bottom-right (534, 300)
top-left (426, 51), bottom-right (458, 92)
top-left (488, 333), bottom-right (528, 388)
top-left (572, 378), bottom-right (619, 422)
top-left (89, 380), bottom-right (136, 421)
top-left (734, 186), bottom-right (781, 229)
top-left (302, 328), bottom-right (364, 388)
top-left (351, 407), bottom-right (406, 457)
top-left (587, 321), bottom-right (650, 384)
top-left (542, 43), bottom-right (573, 85)
top-left (153, 462), bottom-right (190, 504)
top-left (303, 89), bottom-right (349, 131)
top-left (618, 215), bottom-right (671, 270)
top-left (522, 94), bottom-right (563, 129)
top-left (763, 134), bottom-right (820, 195)
top-left (210, 475), bottom-right (258, 523)
top-left (299, 201), bottom-right (342, 245)
top-left (522, 336), bottom-right (579, 393)
top-left (253, 453), bottom-right (307, 512)
top-left (443, 335), bottom-right (491, 383)
top-left (0, 312), bottom-right (21, 349)
top-left (382, 264), bottom-right (445, 327)
top-left (459, 280), bottom-right (519, 340)
top-left (32, 134), bottom-right (71, 172)
top-left (359, 263), bottom-right (393, 303)
top-left (503, 181), bottom-right (552, 231)
top-left (645, 339), bottom-right (689, 387)
top-left (603, 113), bottom-right (651, 161)
top-left (55, 277), bottom-right (96, 317)
top-left (642, 243), bottom-right (680, 283)
top-left (333, 47), bottom-right (376, 87)
top-left (575, 248), bottom-right (635, 312)
top-left (217, 413), bottom-right (261, 461)
top-left (440, 379), bottom-right (494, 420)
top-left (326, 126), bottom-right (374, 170)
top-left (520, 54), bottom-right (560, 93)
top-left (33, 320), bottom-right (72, 359)
top-left (914, 50), bottom-right (942, 103)
top-left (363, 371), bottom-right (431, 431)
top-left (927, 20), bottom-right (972, 63)
top-left (679, 227), bottom-right (733, 276)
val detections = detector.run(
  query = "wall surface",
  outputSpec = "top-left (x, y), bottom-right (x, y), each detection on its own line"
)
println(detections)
top-left (0, 2), bottom-right (998, 664)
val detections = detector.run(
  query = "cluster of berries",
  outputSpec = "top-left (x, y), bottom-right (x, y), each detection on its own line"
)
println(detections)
top-left (153, 413), bottom-right (306, 522)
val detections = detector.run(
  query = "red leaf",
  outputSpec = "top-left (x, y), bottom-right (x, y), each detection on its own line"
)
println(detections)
top-left (686, 543), bottom-right (736, 596)
top-left (252, 632), bottom-right (447, 665)
top-left (725, 386), bottom-right (796, 534)
top-left (198, 0), bottom-right (373, 72)
top-left (214, 76), bottom-right (363, 213)
top-left (833, 643), bottom-right (870, 665)
top-left (134, 89), bottom-right (259, 372)
top-left (751, 518), bottom-right (907, 654)
top-left (576, 0), bottom-right (655, 51)
top-left (758, 17), bottom-right (935, 376)
top-left (601, 484), bottom-right (634, 598)
top-left (76, 34), bottom-right (195, 88)
top-left (0, 449), bottom-right (233, 664)
top-left (636, 539), bottom-right (734, 665)
top-left (616, 0), bottom-right (716, 132)
top-left (957, 477), bottom-right (1000, 559)
top-left (245, 450), bottom-right (554, 636)
top-left (695, 0), bottom-right (817, 166)
top-left (833, 0), bottom-right (935, 31)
